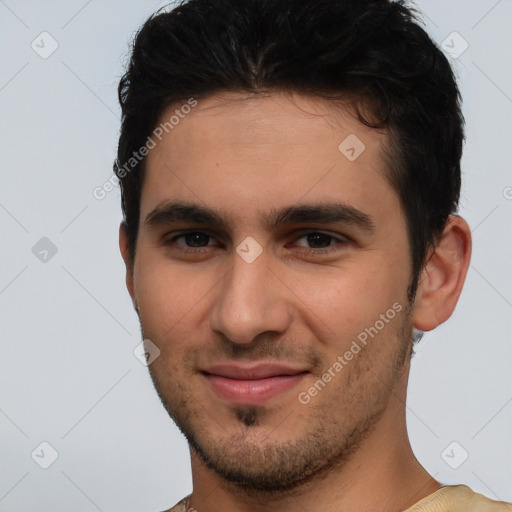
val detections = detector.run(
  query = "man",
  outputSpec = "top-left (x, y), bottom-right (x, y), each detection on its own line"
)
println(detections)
top-left (115, 0), bottom-right (512, 510)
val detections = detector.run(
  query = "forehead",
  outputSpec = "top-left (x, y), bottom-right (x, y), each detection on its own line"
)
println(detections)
top-left (140, 90), bottom-right (398, 232)
top-left (157, 90), bottom-right (382, 157)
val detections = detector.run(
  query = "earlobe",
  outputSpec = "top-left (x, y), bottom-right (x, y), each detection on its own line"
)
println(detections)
top-left (119, 222), bottom-right (136, 302)
top-left (412, 215), bottom-right (472, 331)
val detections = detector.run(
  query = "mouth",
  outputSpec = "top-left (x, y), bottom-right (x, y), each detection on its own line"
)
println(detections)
top-left (201, 363), bottom-right (310, 405)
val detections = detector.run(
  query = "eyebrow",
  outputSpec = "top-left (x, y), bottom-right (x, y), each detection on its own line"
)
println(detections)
top-left (145, 200), bottom-right (375, 233)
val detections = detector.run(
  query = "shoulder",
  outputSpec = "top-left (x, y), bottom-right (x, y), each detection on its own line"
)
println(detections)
top-left (159, 495), bottom-right (190, 512)
top-left (405, 484), bottom-right (512, 511)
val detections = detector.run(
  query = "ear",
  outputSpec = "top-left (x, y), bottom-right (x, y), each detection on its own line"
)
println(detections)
top-left (412, 215), bottom-right (472, 331)
top-left (119, 222), bottom-right (136, 303)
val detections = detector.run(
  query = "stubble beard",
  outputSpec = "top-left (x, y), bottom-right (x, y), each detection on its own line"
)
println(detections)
top-left (144, 310), bottom-right (412, 495)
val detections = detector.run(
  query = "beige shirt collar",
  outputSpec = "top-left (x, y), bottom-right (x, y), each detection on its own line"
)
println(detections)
top-left (164, 485), bottom-right (512, 512)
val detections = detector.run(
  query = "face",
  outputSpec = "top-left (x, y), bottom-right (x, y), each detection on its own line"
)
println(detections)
top-left (125, 91), bottom-right (416, 492)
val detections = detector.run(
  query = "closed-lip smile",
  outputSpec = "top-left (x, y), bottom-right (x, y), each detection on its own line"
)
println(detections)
top-left (201, 362), bottom-right (309, 405)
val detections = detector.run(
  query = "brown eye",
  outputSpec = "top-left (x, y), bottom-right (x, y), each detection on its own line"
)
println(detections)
top-left (294, 231), bottom-right (348, 251)
top-left (177, 232), bottom-right (211, 247)
top-left (165, 231), bottom-right (218, 251)
top-left (304, 233), bottom-right (333, 248)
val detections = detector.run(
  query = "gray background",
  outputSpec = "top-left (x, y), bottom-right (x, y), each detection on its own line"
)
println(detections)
top-left (1, 0), bottom-right (511, 510)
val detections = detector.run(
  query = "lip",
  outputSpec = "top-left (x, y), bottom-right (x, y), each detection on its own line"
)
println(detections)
top-left (201, 363), bottom-right (309, 405)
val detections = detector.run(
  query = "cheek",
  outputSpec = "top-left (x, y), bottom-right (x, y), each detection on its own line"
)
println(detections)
top-left (295, 261), bottom-right (406, 342)
top-left (134, 267), bottom-right (208, 381)
top-left (133, 255), bottom-right (204, 343)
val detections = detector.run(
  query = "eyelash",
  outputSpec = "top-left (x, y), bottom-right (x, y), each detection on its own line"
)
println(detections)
top-left (164, 230), bottom-right (349, 256)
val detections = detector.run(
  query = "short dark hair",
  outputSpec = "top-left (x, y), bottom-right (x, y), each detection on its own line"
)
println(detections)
top-left (115, 0), bottom-right (464, 301)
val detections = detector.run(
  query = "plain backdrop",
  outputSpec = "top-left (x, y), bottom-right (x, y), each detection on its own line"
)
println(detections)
top-left (1, 0), bottom-right (511, 510)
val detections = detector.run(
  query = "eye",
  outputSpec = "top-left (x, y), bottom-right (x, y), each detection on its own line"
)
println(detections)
top-left (292, 231), bottom-right (349, 253)
top-left (167, 231), bottom-right (216, 249)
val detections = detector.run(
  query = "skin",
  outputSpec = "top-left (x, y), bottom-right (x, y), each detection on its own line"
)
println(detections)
top-left (120, 91), bottom-right (472, 512)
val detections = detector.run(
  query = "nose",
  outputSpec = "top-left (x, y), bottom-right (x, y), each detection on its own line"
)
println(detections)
top-left (209, 248), bottom-right (293, 345)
